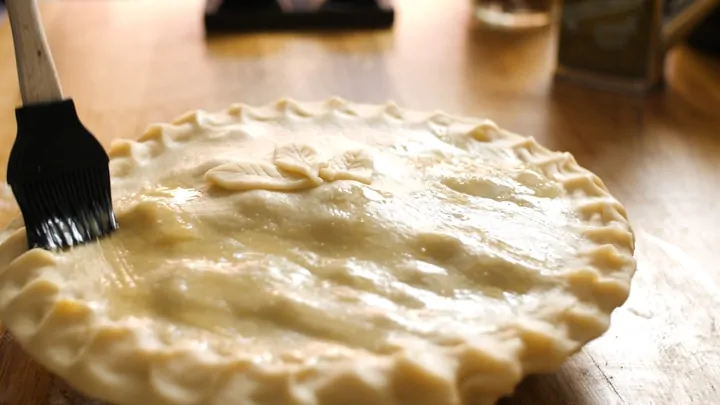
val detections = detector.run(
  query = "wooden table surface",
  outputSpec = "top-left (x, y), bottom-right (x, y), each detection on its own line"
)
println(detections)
top-left (1, 1), bottom-right (720, 404)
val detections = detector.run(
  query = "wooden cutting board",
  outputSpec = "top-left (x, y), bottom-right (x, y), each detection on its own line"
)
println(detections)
top-left (0, 333), bottom-right (96, 405)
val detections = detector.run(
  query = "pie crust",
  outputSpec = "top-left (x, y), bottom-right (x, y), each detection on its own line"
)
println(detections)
top-left (0, 98), bottom-right (636, 405)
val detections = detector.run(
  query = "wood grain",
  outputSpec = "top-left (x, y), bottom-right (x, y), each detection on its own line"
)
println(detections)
top-left (1, 1), bottom-right (720, 404)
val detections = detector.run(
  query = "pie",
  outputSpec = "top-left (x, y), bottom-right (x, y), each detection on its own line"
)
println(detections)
top-left (0, 98), bottom-right (636, 405)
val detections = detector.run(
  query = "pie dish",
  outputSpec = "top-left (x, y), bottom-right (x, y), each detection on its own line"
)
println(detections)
top-left (0, 98), bottom-right (636, 405)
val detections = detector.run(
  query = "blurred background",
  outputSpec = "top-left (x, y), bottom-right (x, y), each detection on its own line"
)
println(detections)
top-left (0, 1), bottom-right (720, 405)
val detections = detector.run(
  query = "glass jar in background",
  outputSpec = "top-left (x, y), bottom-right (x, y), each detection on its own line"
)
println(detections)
top-left (473, 0), bottom-right (559, 29)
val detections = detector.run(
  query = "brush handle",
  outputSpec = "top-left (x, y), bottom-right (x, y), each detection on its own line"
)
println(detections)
top-left (6, 0), bottom-right (63, 105)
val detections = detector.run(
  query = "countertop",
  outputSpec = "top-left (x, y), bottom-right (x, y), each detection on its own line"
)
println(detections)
top-left (0, 1), bottom-right (719, 404)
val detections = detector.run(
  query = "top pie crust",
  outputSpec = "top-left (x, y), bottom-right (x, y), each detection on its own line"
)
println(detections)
top-left (0, 98), bottom-right (636, 405)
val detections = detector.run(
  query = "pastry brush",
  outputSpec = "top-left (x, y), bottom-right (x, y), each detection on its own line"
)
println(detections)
top-left (5, 0), bottom-right (118, 250)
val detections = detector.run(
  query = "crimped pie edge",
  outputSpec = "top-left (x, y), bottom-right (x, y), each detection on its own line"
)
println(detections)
top-left (0, 97), bottom-right (636, 405)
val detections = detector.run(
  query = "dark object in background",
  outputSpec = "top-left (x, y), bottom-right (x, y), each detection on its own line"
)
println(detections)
top-left (555, 0), bottom-right (720, 94)
top-left (686, 3), bottom-right (720, 56)
top-left (204, 0), bottom-right (395, 33)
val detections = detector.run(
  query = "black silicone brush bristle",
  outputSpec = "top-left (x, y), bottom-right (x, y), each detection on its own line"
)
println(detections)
top-left (7, 99), bottom-right (118, 250)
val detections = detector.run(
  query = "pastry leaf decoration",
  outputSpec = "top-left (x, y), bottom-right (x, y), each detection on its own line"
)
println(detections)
top-left (319, 149), bottom-right (374, 184)
top-left (205, 161), bottom-right (316, 191)
top-left (272, 143), bottom-right (323, 185)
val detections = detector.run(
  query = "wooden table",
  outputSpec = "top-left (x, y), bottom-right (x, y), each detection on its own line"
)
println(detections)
top-left (1, 1), bottom-right (720, 404)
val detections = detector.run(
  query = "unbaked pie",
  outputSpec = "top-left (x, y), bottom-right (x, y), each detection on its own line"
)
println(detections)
top-left (0, 98), bottom-right (636, 405)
